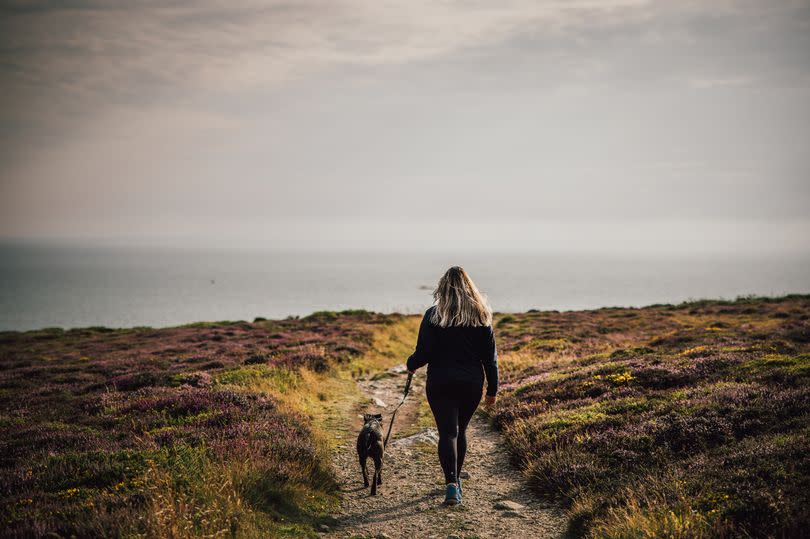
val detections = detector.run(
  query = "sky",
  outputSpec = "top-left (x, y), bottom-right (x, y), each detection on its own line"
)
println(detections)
top-left (1, 0), bottom-right (809, 254)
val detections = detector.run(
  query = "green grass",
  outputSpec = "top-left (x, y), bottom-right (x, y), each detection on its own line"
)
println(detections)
top-left (0, 311), bottom-right (415, 538)
top-left (491, 295), bottom-right (810, 538)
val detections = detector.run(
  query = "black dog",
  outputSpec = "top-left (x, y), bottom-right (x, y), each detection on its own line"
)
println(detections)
top-left (356, 413), bottom-right (384, 495)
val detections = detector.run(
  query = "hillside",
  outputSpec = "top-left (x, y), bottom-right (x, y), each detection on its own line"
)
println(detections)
top-left (493, 295), bottom-right (810, 537)
top-left (0, 311), bottom-right (412, 537)
top-left (1, 295), bottom-right (808, 538)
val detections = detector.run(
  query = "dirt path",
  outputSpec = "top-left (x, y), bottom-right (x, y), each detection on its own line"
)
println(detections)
top-left (322, 363), bottom-right (567, 539)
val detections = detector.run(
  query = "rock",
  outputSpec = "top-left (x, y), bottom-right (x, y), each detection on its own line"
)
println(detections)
top-left (459, 471), bottom-right (470, 479)
top-left (176, 371), bottom-right (212, 388)
top-left (317, 523), bottom-right (330, 532)
top-left (503, 510), bottom-right (525, 518)
top-left (372, 397), bottom-right (386, 407)
top-left (388, 364), bottom-right (408, 374)
top-left (243, 353), bottom-right (267, 365)
top-left (493, 500), bottom-right (525, 511)
top-left (390, 428), bottom-right (439, 447)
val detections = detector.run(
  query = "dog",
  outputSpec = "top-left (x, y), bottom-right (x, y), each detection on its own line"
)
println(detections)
top-left (356, 413), bottom-right (384, 495)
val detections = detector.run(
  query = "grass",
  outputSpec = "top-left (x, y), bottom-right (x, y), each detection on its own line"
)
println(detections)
top-left (0, 311), bottom-right (413, 538)
top-left (4, 295), bottom-right (808, 537)
top-left (490, 294), bottom-right (810, 538)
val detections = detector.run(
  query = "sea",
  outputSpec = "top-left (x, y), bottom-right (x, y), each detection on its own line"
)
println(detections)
top-left (1, 244), bottom-right (808, 331)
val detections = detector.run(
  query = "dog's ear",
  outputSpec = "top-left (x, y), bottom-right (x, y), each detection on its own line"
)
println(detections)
top-left (374, 413), bottom-right (383, 420)
top-left (363, 413), bottom-right (373, 422)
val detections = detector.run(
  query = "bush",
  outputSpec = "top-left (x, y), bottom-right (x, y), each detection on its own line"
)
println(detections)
top-left (491, 295), bottom-right (810, 537)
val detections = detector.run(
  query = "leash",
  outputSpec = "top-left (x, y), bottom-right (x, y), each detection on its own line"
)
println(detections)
top-left (383, 372), bottom-right (413, 449)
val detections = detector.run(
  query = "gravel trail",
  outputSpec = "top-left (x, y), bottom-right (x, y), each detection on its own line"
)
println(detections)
top-left (322, 364), bottom-right (567, 539)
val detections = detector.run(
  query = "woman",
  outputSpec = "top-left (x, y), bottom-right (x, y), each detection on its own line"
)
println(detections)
top-left (406, 266), bottom-right (498, 506)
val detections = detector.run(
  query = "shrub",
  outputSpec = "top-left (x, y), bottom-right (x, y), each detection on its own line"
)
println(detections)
top-left (491, 295), bottom-right (810, 538)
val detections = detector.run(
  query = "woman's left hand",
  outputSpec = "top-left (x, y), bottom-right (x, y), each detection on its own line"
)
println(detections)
top-left (484, 395), bottom-right (497, 409)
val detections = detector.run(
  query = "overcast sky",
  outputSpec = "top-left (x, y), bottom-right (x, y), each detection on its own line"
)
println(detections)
top-left (1, 0), bottom-right (809, 254)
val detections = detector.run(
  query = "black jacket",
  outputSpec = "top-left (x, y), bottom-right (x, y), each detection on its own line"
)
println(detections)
top-left (405, 305), bottom-right (499, 396)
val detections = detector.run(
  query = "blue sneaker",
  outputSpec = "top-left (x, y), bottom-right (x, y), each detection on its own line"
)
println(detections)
top-left (444, 483), bottom-right (461, 506)
top-left (457, 477), bottom-right (463, 499)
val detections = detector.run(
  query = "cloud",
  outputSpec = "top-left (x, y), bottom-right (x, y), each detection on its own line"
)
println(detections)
top-left (689, 77), bottom-right (751, 89)
top-left (7, 0), bottom-right (806, 106)
top-left (0, 0), bottom-right (809, 249)
top-left (2, 0), bottom-right (808, 126)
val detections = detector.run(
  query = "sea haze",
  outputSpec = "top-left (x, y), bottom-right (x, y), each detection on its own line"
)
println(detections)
top-left (0, 244), bottom-right (808, 331)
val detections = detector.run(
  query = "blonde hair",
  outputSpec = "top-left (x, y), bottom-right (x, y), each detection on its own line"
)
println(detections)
top-left (430, 266), bottom-right (493, 328)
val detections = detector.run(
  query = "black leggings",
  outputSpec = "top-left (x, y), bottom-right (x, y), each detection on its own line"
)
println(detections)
top-left (426, 379), bottom-right (483, 484)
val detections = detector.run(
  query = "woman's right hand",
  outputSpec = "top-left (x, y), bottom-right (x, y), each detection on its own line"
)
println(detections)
top-left (484, 394), bottom-right (497, 409)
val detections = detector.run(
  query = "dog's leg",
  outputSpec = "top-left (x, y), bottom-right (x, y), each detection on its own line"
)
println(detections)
top-left (360, 456), bottom-right (369, 488)
top-left (371, 453), bottom-right (382, 494)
